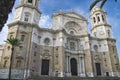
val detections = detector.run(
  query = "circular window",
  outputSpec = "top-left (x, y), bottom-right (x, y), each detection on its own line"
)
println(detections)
top-left (94, 45), bottom-right (98, 51)
top-left (44, 38), bottom-right (50, 45)
top-left (70, 31), bottom-right (74, 35)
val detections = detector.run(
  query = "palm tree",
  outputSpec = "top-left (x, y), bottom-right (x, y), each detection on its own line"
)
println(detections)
top-left (89, 0), bottom-right (117, 11)
top-left (5, 37), bottom-right (21, 80)
top-left (0, 0), bottom-right (15, 32)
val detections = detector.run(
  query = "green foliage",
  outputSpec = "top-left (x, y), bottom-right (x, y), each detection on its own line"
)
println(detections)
top-left (5, 37), bottom-right (20, 80)
top-left (89, 0), bottom-right (117, 11)
top-left (5, 37), bottom-right (21, 47)
top-left (89, 0), bottom-right (101, 11)
top-left (0, 0), bottom-right (15, 31)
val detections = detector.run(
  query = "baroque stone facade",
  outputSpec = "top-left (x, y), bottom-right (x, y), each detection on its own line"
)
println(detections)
top-left (0, 45), bottom-right (4, 66)
top-left (0, 0), bottom-right (120, 79)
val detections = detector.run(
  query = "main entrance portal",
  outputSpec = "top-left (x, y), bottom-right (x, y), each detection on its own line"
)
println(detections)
top-left (95, 63), bottom-right (101, 76)
top-left (70, 58), bottom-right (77, 76)
top-left (41, 60), bottom-right (49, 75)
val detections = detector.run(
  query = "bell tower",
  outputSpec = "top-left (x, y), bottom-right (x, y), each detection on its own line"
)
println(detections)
top-left (90, 6), bottom-right (112, 38)
top-left (20, 0), bottom-right (40, 8)
top-left (14, 0), bottom-right (41, 25)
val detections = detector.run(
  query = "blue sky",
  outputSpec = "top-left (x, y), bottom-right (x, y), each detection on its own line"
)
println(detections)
top-left (0, 0), bottom-right (120, 58)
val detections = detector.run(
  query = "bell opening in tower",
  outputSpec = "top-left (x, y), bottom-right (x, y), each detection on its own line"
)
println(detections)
top-left (28, 0), bottom-right (32, 3)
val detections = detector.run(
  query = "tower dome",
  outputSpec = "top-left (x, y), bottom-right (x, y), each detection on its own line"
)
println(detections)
top-left (90, 6), bottom-right (107, 28)
top-left (90, 6), bottom-right (112, 38)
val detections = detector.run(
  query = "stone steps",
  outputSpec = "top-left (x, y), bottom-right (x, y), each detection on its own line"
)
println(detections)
top-left (27, 76), bottom-right (120, 80)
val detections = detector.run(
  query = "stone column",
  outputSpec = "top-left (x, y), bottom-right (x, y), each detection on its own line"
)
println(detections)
top-left (68, 56), bottom-right (71, 76)
top-left (82, 56), bottom-right (86, 77)
top-left (66, 56), bottom-right (69, 72)
top-left (78, 55), bottom-right (81, 76)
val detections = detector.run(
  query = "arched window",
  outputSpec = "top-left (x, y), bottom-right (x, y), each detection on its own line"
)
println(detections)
top-left (70, 42), bottom-right (75, 50)
top-left (10, 35), bottom-right (13, 38)
top-left (35, 0), bottom-right (38, 6)
top-left (24, 14), bottom-right (30, 22)
top-left (34, 52), bottom-right (36, 56)
top-left (102, 15), bottom-right (104, 21)
top-left (3, 60), bottom-right (7, 68)
top-left (7, 46), bottom-right (10, 50)
top-left (16, 60), bottom-right (21, 68)
top-left (21, 35), bottom-right (25, 41)
top-left (28, 0), bottom-right (32, 3)
top-left (19, 46), bottom-right (23, 50)
top-left (97, 16), bottom-right (100, 22)
top-left (24, 12), bottom-right (31, 22)
top-left (70, 31), bottom-right (74, 35)
top-left (107, 30), bottom-right (110, 37)
top-left (94, 32), bottom-right (96, 37)
top-left (93, 17), bottom-right (96, 23)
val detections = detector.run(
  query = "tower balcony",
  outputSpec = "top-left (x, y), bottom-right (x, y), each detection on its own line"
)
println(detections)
top-left (65, 49), bottom-right (84, 54)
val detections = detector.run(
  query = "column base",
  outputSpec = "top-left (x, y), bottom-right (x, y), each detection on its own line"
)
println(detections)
top-left (57, 72), bottom-right (64, 77)
top-left (86, 72), bottom-right (94, 77)
top-left (79, 73), bottom-right (86, 77)
top-left (65, 72), bottom-right (71, 77)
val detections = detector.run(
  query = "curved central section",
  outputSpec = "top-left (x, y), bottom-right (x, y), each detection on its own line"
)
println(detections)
top-left (70, 58), bottom-right (78, 76)
top-left (65, 21), bottom-right (81, 35)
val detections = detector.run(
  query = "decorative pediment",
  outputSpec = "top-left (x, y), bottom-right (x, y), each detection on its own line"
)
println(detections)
top-left (4, 56), bottom-right (9, 59)
top-left (64, 21), bottom-right (82, 35)
top-left (63, 11), bottom-right (86, 21)
top-left (16, 56), bottom-right (24, 59)
top-left (42, 50), bottom-right (51, 59)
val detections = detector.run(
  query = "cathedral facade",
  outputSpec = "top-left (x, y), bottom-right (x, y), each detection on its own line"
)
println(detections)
top-left (0, 0), bottom-right (120, 79)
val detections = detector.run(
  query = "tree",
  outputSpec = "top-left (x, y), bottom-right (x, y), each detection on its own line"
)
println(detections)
top-left (0, 0), bottom-right (15, 32)
top-left (5, 37), bottom-right (21, 80)
top-left (89, 0), bottom-right (117, 11)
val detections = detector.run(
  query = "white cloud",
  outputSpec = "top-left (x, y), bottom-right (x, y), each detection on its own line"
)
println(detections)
top-left (0, 14), bottom-right (52, 44)
top-left (39, 15), bottom-right (52, 28)
top-left (0, 25), bottom-right (8, 44)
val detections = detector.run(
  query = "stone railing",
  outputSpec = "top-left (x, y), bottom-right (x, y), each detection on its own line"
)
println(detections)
top-left (27, 76), bottom-right (120, 80)
top-left (65, 49), bottom-right (83, 54)
top-left (0, 69), bottom-right (24, 79)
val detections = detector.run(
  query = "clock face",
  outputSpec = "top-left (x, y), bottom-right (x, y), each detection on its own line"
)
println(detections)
top-left (100, 31), bottom-right (104, 35)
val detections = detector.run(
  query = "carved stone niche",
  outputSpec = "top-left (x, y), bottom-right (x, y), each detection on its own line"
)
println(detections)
top-left (4, 56), bottom-right (9, 60)
top-left (64, 21), bottom-right (81, 35)
top-left (94, 55), bottom-right (101, 62)
top-left (42, 50), bottom-right (50, 59)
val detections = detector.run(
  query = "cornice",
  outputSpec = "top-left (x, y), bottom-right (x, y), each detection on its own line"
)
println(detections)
top-left (62, 29), bottom-right (89, 38)
top-left (91, 23), bottom-right (111, 31)
top-left (90, 36), bottom-right (116, 41)
top-left (52, 11), bottom-right (87, 22)
top-left (36, 27), bottom-right (89, 38)
top-left (15, 4), bottom-right (41, 14)
top-left (8, 21), bottom-right (39, 28)
top-left (90, 10), bottom-right (106, 17)
top-left (7, 21), bottom-right (90, 39)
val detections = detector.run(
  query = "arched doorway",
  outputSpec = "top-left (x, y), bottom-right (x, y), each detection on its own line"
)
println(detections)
top-left (41, 59), bottom-right (49, 75)
top-left (70, 58), bottom-right (77, 76)
top-left (95, 63), bottom-right (101, 76)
